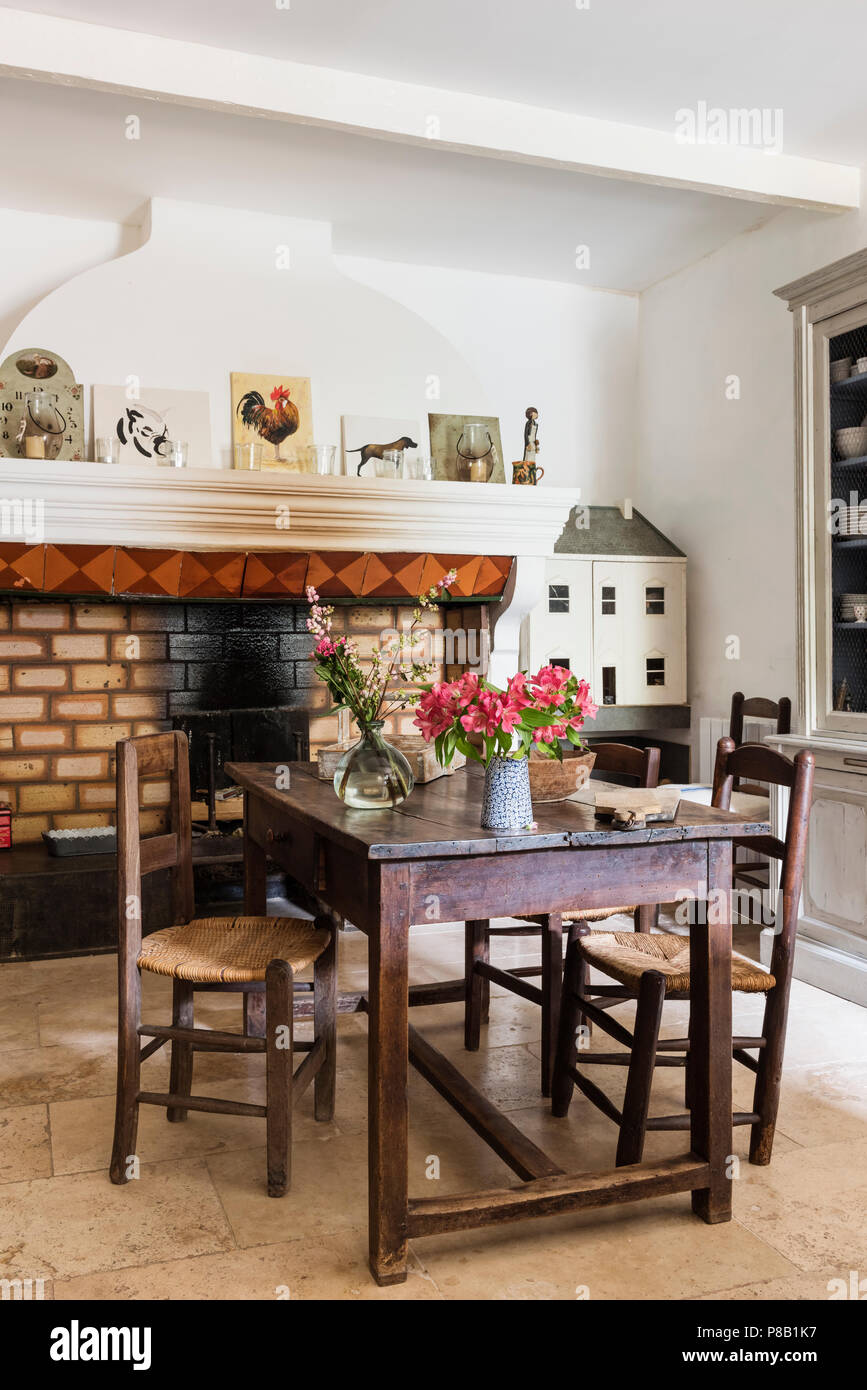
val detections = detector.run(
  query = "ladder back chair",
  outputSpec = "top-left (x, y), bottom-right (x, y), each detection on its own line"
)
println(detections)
top-left (110, 731), bottom-right (337, 1197)
top-left (729, 691), bottom-right (792, 911)
top-left (552, 737), bottom-right (814, 1168)
top-left (465, 741), bottom-right (661, 1097)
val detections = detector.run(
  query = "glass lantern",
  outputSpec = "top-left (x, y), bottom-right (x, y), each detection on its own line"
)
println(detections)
top-left (20, 391), bottom-right (66, 460)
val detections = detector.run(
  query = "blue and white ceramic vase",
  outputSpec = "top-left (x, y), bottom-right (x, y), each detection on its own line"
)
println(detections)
top-left (481, 755), bottom-right (533, 830)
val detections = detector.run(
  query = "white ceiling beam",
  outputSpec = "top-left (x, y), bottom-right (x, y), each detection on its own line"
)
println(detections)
top-left (0, 8), bottom-right (858, 212)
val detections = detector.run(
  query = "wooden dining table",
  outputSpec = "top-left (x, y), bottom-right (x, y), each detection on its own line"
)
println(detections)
top-left (226, 759), bottom-right (771, 1286)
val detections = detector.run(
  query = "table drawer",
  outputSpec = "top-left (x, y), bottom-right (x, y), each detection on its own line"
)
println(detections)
top-left (246, 794), bottom-right (316, 886)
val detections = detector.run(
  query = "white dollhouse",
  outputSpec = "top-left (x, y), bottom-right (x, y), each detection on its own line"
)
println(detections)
top-left (524, 505), bottom-right (687, 708)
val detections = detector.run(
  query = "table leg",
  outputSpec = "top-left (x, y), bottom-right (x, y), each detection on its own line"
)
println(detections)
top-left (368, 864), bottom-right (411, 1285)
top-left (243, 795), bottom-right (268, 915)
top-left (690, 840), bottom-right (733, 1224)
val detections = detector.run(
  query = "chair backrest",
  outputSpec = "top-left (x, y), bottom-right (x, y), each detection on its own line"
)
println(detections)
top-left (590, 742), bottom-right (660, 789)
top-left (711, 736), bottom-right (814, 976)
top-left (116, 732), bottom-right (195, 962)
top-left (728, 693), bottom-right (792, 793)
top-left (729, 690), bottom-right (792, 746)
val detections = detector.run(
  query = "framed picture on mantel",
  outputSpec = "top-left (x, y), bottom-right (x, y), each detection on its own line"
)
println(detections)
top-left (93, 384), bottom-right (212, 468)
top-left (428, 413), bottom-right (505, 484)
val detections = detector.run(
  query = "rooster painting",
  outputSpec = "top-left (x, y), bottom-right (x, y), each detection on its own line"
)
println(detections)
top-left (236, 384), bottom-right (300, 462)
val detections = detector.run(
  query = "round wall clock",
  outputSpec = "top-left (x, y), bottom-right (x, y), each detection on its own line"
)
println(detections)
top-left (0, 347), bottom-right (84, 461)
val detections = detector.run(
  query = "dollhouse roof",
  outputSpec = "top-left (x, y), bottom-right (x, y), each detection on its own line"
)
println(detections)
top-left (554, 506), bottom-right (685, 558)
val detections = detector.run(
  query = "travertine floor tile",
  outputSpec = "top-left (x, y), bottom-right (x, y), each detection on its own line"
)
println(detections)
top-left (0, 1159), bottom-right (235, 1280)
top-left (55, 1229), bottom-right (440, 1301)
top-left (0, 997), bottom-right (39, 1050)
top-left (0, 1042), bottom-right (118, 1108)
top-left (732, 1137), bottom-right (867, 1272)
top-left (0, 1103), bottom-right (51, 1183)
top-left (206, 1134), bottom-right (371, 1246)
top-left (700, 1267), bottom-right (863, 1300)
top-left (49, 1087), bottom-right (329, 1177)
top-left (413, 1197), bottom-right (795, 1300)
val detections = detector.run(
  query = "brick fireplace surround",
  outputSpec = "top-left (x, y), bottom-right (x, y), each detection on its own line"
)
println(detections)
top-left (0, 594), bottom-right (463, 843)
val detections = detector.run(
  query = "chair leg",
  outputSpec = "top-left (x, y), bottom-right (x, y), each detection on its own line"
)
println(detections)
top-left (265, 959), bottom-right (293, 1197)
top-left (313, 924), bottom-right (338, 1123)
top-left (616, 970), bottom-right (665, 1167)
top-left (750, 986), bottom-right (786, 1166)
top-left (634, 904), bottom-right (659, 932)
top-left (464, 919), bottom-right (489, 1052)
top-left (110, 966), bottom-right (142, 1184)
top-left (551, 930), bottom-right (586, 1118)
top-left (566, 919), bottom-right (592, 1036)
top-left (243, 986), bottom-right (267, 1038)
top-left (167, 980), bottom-right (194, 1123)
top-left (540, 912), bottom-right (563, 1097)
top-left (684, 1006), bottom-right (695, 1110)
top-left (481, 920), bottom-right (491, 1024)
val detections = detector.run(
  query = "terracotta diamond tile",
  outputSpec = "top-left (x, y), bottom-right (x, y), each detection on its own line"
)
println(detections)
top-left (179, 552), bottom-right (246, 599)
top-left (474, 555), bottom-right (513, 596)
top-left (305, 552), bottom-right (369, 598)
top-left (241, 552), bottom-right (310, 599)
top-left (114, 548), bottom-right (184, 598)
top-left (0, 544), bottom-right (45, 592)
top-left (420, 554), bottom-right (481, 599)
top-left (361, 552), bottom-right (427, 598)
top-left (43, 545), bottom-right (116, 595)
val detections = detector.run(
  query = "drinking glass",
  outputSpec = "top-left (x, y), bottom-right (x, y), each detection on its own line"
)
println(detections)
top-left (234, 442), bottom-right (263, 471)
top-left (161, 440), bottom-right (189, 469)
top-left (95, 436), bottom-right (123, 465)
top-left (402, 455), bottom-right (433, 480)
top-left (302, 444), bottom-right (337, 475)
top-left (375, 450), bottom-right (402, 478)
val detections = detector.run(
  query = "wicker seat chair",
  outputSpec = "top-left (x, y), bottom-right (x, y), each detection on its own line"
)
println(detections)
top-left (728, 691), bottom-right (792, 916)
top-left (464, 741), bottom-right (661, 1095)
top-left (110, 731), bottom-right (337, 1197)
top-left (552, 737), bottom-right (814, 1168)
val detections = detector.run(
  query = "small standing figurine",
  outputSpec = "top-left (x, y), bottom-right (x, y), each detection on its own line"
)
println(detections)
top-left (523, 406), bottom-right (540, 463)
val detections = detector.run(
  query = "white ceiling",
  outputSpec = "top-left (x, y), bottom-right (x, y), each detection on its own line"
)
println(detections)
top-left (1, 1), bottom-right (861, 289)
top-left (8, 0), bottom-right (867, 162)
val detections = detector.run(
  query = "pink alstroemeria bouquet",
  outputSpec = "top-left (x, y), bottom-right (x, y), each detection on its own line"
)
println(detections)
top-left (414, 665), bottom-right (598, 767)
top-left (414, 664), bottom-right (598, 830)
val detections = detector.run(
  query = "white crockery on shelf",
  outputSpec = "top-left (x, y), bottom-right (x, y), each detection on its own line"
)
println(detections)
top-left (834, 426), bottom-right (867, 458)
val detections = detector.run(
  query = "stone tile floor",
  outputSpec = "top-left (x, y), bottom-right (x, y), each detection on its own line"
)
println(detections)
top-left (1, 915), bottom-right (865, 1301)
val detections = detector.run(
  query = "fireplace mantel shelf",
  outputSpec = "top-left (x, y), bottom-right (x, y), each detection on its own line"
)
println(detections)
top-left (3, 461), bottom-right (579, 554)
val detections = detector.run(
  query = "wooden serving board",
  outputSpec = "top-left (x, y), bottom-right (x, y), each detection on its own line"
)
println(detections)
top-left (570, 779), bottom-right (681, 824)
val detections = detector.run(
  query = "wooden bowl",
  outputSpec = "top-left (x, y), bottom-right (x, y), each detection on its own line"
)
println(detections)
top-left (528, 747), bottom-right (596, 802)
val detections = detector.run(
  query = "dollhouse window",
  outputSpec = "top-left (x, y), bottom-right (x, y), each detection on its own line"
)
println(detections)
top-left (646, 656), bottom-right (665, 686)
top-left (550, 657), bottom-right (570, 671)
top-left (602, 666), bottom-right (616, 704)
top-left (601, 586), bottom-right (616, 615)
top-left (645, 585), bottom-right (665, 615)
top-left (548, 584), bottom-right (570, 613)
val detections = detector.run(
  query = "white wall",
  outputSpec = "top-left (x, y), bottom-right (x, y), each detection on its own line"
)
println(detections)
top-left (0, 208), bottom-right (141, 355)
top-left (636, 194), bottom-right (867, 765)
top-left (0, 201), bottom-right (637, 499)
top-left (339, 257), bottom-right (639, 501)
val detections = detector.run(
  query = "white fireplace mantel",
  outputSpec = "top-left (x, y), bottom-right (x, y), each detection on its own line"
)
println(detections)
top-left (2, 461), bottom-right (579, 557)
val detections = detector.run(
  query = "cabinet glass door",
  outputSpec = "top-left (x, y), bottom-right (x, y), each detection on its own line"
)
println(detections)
top-left (815, 305), bottom-right (867, 733)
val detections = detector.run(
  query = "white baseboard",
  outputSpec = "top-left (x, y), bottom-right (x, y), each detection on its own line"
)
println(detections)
top-left (762, 930), bottom-right (867, 1006)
